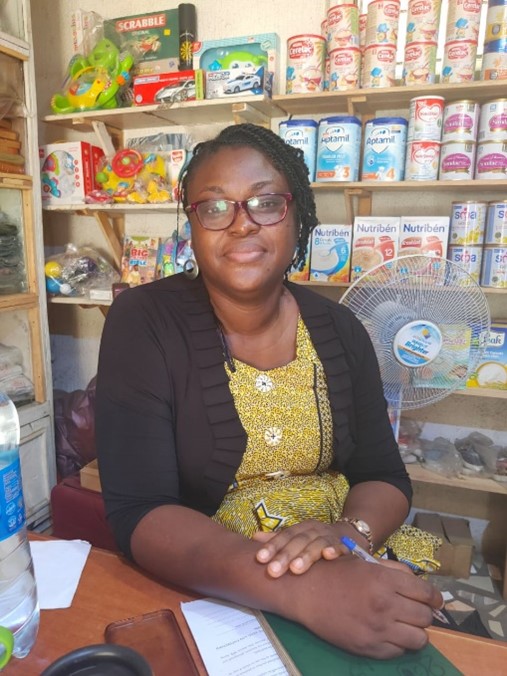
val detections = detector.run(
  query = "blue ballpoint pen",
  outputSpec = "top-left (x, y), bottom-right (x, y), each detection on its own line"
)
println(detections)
top-left (340, 536), bottom-right (449, 625)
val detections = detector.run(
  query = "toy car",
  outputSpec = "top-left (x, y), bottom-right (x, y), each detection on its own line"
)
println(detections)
top-left (154, 79), bottom-right (196, 103)
top-left (223, 73), bottom-right (261, 94)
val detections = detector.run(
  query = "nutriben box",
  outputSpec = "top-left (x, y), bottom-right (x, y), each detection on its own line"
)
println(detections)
top-left (310, 224), bottom-right (352, 282)
top-left (399, 216), bottom-right (451, 258)
top-left (351, 217), bottom-right (400, 282)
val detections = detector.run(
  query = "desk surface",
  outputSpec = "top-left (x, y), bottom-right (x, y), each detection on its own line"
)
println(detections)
top-left (7, 537), bottom-right (507, 675)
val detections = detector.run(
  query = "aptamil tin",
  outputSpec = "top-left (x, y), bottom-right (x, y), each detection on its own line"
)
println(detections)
top-left (486, 201), bottom-right (507, 245)
top-left (361, 43), bottom-right (397, 87)
top-left (439, 140), bottom-right (476, 180)
top-left (328, 47), bottom-right (361, 90)
top-left (361, 117), bottom-right (408, 181)
top-left (408, 96), bottom-right (445, 141)
top-left (327, 4), bottom-right (360, 49)
top-left (316, 116), bottom-right (362, 182)
top-left (480, 246), bottom-right (507, 287)
top-left (441, 40), bottom-right (478, 83)
top-left (406, 0), bottom-right (442, 44)
top-left (478, 99), bottom-right (507, 140)
top-left (481, 39), bottom-right (507, 81)
top-left (286, 34), bottom-right (326, 94)
top-left (365, 0), bottom-right (400, 48)
top-left (485, 1), bottom-right (507, 44)
top-left (442, 100), bottom-right (480, 141)
top-left (475, 140), bottom-right (507, 179)
top-left (448, 245), bottom-right (483, 282)
top-left (279, 119), bottom-right (318, 182)
top-left (445, 0), bottom-right (482, 43)
top-left (405, 140), bottom-right (441, 180)
top-left (403, 41), bottom-right (438, 85)
top-left (450, 201), bottom-right (488, 245)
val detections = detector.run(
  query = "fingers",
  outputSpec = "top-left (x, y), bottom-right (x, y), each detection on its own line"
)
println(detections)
top-left (394, 570), bottom-right (444, 610)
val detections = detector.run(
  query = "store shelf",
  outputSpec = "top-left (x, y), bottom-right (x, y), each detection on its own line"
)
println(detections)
top-left (274, 80), bottom-right (507, 116)
top-left (312, 179), bottom-right (507, 193)
top-left (0, 173), bottom-right (32, 188)
top-left (296, 279), bottom-right (507, 297)
top-left (48, 296), bottom-right (112, 307)
top-left (408, 463), bottom-right (507, 496)
top-left (454, 387), bottom-right (507, 400)
top-left (0, 292), bottom-right (39, 311)
top-left (43, 202), bottom-right (179, 216)
top-left (0, 31), bottom-right (29, 60)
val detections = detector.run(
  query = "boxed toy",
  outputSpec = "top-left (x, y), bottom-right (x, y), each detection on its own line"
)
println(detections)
top-left (310, 224), bottom-right (352, 282)
top-left (40, 142), bottom-right (101, 205)
top-left (120, 235), bottom-right (161, 287)
top-left (104, 10), bottom-right (179, 75)
top-left (466, 322), bottom-right (507, 390)
top-left (193, 33), bottom-right (280, 98)
top-left (133, 70), bottom-right (204, 106)
top-left (351, 216), bottom-right (400, 282)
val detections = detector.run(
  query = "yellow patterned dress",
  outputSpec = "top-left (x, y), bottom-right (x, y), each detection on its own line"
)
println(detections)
top-left (213, 318), bottom-right (441, 572)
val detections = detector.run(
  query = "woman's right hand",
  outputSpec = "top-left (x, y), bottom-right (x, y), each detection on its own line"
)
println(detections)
top-left (296, 553), bottom-right (443, 659)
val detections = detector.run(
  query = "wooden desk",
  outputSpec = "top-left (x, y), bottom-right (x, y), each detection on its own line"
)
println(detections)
top-left (7, 538), bottom-right (507, 675)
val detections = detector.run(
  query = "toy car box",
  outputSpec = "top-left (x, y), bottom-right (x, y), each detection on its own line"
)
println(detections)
top-left (133, 69), bottom-right (204, 105)
top-left (104, 9), bottom-right (179, 76)
top-left (193, 33), bottom-right (280, 99)
top-left (39, 142), bottom-right (103, 205)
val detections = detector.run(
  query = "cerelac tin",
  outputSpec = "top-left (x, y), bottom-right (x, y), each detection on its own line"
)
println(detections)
top-left (286, 35), bottom-right (326, 93)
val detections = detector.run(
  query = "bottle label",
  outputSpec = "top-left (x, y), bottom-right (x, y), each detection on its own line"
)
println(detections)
top-left (0, 457), bottom-right (25, 541)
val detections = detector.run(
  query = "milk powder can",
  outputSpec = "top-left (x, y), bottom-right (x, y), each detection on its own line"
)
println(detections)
top-left (441, 40), bottom-right (478, 83)
top-left (328, 46), bottom-right (361, 90)
top-left (478, 99), bottom-right (507, 140)
top-left (475, 140), bottom-right (507, 178)
top-left (402, 41), bottom-right (438, 85)
top-left (439, 140), bottom-right (476, 180)
top-left (408, 96), bottom-right (445, 141)
top-left (361, 117), bottom-right (408, 181)
top-left (481, 39), bottom-right (507, 81)
top-left (485, 201), bottom-right (507, 244)
top-left (448, 245), bottom-right (484, 282)
top-left (327, 3), bottom-right (360, 49)
top-left (450, 201), bottom-right (487, 245)
top-left (442, 100), bottom-right (480, 142)
top-left (485, 0), bottom-right (507, 44)
top-left (405, 140), bottom-right (441, 180)
top-left (481, 246), bottom-right (507, 287)
top-left (279, 119), bottom-right (318, 182)
top-left (364, 0), bottom-right (401, 48)
top-left (286, 35), bottom-right (326, 94)
top-left (316, 116), bottom-right (362, 182)
top-left (406, 0), bottom-right (442, 44)
top-left (361, 43), bottom-right (397, 87)
top-left (445, 0), bottom-right (483, 42)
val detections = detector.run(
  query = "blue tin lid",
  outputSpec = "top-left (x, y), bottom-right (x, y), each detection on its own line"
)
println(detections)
top-left (367, 117), bottom-right (408, 126)
top-left (483, 38), bottom-right (507, 54)
top-left (319, 115), bottom-right (361, 125)
top-left (279, 118), bottom-right (318, 127)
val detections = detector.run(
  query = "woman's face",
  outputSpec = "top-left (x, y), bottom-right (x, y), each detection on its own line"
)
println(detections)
top-left (185, 145), bottom-right (297, 298)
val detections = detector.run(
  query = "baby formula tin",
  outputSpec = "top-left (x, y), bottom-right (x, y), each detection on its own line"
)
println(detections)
top-left (361, 43), bottom-right (397, 87)
top-left (448, 245), bottom-right (483, 282)
top-left (481, 246), bottom-right (507, 287)
top-left (316, 116), bottom-right (362, 182)
top-left (442, 100), bottom-right (480, 141)
top-left (485, 0), bottom-right (507, 44)
top-left (486, 201), bottom-right (507, 244)
top-left (279, 119), bottom-right (318, 182)
top-left (286, 35), bottom-right (326, 94)
top-left (406, 0), bottom-right (442, 44)
top-left (361, 117), bottom-right (408, 181)
top-left (475, 140), bottom-right (507, 179)
top-left (408, 96), bottom-right (445, 141)
top-left (405, 140), bottom-right (441, 180)
top-left (445, 0), bottom-right (482, 43)
top-left (365, 0), bottom-right (400, 48)
top-left (327, 4), bottom-right (360, 49)
top-left (328, 46), bottom-right (361, 90)
top-left (403, 41), bottom-right (438, 85)
top-left (441, 40), bottom-right (478, 83)
top-left (481, 39), bottom-right (507, 80)
top-left (439, 140), bottom-right (476, 180)
top-left (478, 99), bottom-right (507, 140)
top-left (359, 13), bottom-right (368, 48)
top-left (450, 201), bottom-right (488, 245)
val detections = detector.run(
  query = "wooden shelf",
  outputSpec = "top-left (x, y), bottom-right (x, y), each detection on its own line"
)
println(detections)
top-left (48, 296), bottom-right (112, 307)
top-left (274, 80), bottom-right (507, 116)
top-left (453, 387), bottom-right (507, 400)
top-left (43, 202), bottom-right (179, 216)
top-left (312, 179), bottom-right (507, 193)
top-left (297, 279), bottom-right (507, 297)
top-left (0, 31), bottom-right (29, 60)
top-left (408, 463), bottom-right (507, 496)
top-left (0, 292), bottom-right (39, 312)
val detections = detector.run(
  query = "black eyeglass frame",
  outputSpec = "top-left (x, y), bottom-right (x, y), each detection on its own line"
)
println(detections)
top-left (184, 192), bottom-right (294, 230)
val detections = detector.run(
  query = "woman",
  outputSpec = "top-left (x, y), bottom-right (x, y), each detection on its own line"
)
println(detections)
top-left (96, 123), bottom-right (442, 659)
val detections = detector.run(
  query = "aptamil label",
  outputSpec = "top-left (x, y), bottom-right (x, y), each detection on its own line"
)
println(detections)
top-left (362, 118), bottom-right (407, 181)
top-left (394, 320), bottom-right (442, 367)
top-left (316, 116), bottom-right (362, 182)
top-left (0, 456), bottom-right (25, 541)
top-left (310, 224), bottom-right (352, 282)
top-left (279, 120), bottom-right (318, 182)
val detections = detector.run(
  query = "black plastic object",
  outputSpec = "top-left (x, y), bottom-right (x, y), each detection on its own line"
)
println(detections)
top-left (178, 4), bottom-right (196, 70)
top-left (40, 643), bottom-right (153, 676)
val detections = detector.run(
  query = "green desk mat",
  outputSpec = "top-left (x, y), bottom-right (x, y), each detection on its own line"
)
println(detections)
top-left (262, 612), bottom-right (463, 675)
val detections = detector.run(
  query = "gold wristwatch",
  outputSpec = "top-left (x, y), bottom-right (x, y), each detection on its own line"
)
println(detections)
top-left (340, 517), bottom-right (374, 554)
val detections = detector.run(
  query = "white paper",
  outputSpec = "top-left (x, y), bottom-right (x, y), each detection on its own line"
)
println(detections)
top-left (30, 539), bottom-right (91, 609)
top-left (181, 598), bottom-right (289, 676)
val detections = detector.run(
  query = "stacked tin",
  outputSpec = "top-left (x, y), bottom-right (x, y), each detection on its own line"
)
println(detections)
top-left (405, 95), bottom-right (443, 180)
top-left (448, 201), bottom-right (487, 282)
top-left (475, 99), bottom-right (507, 178)
top-left (442, 0), bottom-right (482, 83)
top-left (402, 0), bottom-right (441, 85)
top-left (361, 0), bottom-right (400, 88)
top-left (326, 2), bottom-right (361, 90)
top-left (482, 201), bottom-right (507, 287)
top-left (481, 0), bottom-right (507, 81)
top-left (439, 100), bottom-right (480, 180)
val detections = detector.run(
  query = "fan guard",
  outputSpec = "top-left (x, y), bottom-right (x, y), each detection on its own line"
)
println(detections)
top-left (340, 255), bottom-right (491, 410)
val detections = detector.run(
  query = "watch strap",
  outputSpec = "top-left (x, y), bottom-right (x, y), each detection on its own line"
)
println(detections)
top-left (339, 517), bottom-right (374, 554)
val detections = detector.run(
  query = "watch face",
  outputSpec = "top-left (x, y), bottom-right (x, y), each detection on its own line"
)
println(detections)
top-left (356, 519), bottom-right (370, 534)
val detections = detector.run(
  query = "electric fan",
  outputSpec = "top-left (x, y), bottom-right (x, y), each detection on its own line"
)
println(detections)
top-left (339, 255), bottom-right (491, 411)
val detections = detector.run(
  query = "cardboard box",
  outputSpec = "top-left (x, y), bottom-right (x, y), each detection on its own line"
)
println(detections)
top-left (351, 216), bottom-right (400, 282)
top-left (466, 323), bottom-right (507, 390)
top-left (133, 69), bottom-right (204, 106)
top-left (310, 224), bottom-right (352, 282)
top-left (412, 511), bottom-right (474, 578)
top-left (40, 142), bottom-right (94, 204)
top-left (80, 459), bottom-right (101, 492)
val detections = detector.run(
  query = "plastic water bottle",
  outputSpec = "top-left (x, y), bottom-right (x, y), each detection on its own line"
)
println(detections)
top-left (0, 391), bottom-right (39, 660)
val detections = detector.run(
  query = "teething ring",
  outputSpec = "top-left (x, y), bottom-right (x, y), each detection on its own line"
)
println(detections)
top-left (112, 149), bottom-right (144, 177)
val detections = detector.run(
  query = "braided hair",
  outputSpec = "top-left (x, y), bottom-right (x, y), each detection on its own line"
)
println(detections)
top-left (179, 123), bottom-right (319, 270)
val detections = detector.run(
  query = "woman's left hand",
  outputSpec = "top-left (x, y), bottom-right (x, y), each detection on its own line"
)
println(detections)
top-left (252, 520), bottom-right (351, 577)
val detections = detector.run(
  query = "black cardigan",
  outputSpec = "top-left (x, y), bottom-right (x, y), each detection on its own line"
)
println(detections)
top-left (96, 274), bottom-right (411, 557)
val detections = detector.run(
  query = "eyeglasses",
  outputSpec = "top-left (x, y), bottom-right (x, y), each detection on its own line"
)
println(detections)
top-left (184, 192), bottom-right (293, 231)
